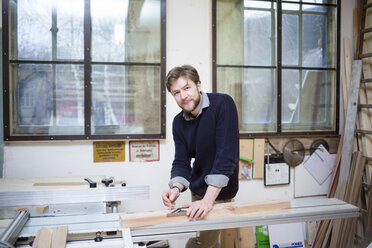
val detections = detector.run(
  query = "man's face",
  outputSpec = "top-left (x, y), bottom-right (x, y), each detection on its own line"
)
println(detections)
top-left (170, 76), bottom-right (201, 116)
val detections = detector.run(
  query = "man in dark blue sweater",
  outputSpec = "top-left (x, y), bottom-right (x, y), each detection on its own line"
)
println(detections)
top-left (162, 65), bottom-right (239, 248)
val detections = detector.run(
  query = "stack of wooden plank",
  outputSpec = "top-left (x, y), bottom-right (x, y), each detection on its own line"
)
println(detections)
top-left (312, 1), bottom-right (372, 246)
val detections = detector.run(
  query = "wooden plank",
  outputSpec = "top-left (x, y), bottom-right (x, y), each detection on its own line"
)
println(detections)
top-left (349, 153), bottom-right (365, 205)
top-left (120, 200), bottom-right (290, 228)
top-left (253, 139), bottom-right (265, 179)
top-left (331, 152), bottom-right (365, 247)
top-left (240, 139), bottom-right (253, 160)
top-left (312, 220), bottom-right (330, 248)
top-left (329, 175), bottom-right (348, 247)
top-left (341, 73), bottom-right (348, 117)
top-left (51, 226), bottom-right (68, 248)
top-left (239, 227), bottom-right (255, 248)
top-left (221, 228), bottom-right (238, 248)
top-left (32, 227), bottom-right (53, 248)
top-left (320, 220), bottom-right (333, 248)
top-left (354, 8), bottom-right (359, 56)
top-left (337, 60), bottom-right (362, 197)
top-left (344, 37), bottom-right (352, 97)
top-left (239, 139), bottom-right (254, 180)
top-left (36, 205), bottom-right (49, 214)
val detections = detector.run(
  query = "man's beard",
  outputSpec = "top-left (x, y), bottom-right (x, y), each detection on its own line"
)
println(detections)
top-left (183, 93), bottom-right (201, 115)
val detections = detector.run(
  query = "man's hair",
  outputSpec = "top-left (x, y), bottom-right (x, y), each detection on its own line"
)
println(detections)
top-left (165, 65), bottom-right (200, 92)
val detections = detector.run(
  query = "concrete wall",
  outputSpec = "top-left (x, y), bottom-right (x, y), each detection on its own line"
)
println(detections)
top-left (1, 0), bottom-right (355, 213)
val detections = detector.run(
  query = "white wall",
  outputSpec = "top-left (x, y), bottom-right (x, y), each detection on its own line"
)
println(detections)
top-left (2, 0), bottom-right (354, 213)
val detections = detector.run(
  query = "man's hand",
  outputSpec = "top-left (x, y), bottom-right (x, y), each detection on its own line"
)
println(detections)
top-left (183, 198), bottom-right (213, 221)
top-left (183, 185), bottom-right (222, 221)
top-left (162, 187), bottom-right (180, 208)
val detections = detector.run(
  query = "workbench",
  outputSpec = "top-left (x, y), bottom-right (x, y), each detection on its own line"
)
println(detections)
top-left (0, 177), bottom-right (360, 248)
top-left (1, 198), bottom-right (359, 247)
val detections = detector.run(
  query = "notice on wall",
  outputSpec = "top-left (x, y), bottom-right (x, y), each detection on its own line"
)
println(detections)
top-left (129, 140), bottom-right (159, 162)
top-left (93, 141), bottom-right (125, 163)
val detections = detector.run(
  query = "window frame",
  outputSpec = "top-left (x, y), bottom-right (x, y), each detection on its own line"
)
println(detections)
top-left (2, 0), bottom-right (166, 141)
top-left (212, 0), bottom-right (340, 138)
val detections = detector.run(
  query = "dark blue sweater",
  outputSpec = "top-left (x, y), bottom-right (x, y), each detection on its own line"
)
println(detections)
top-left (171, 93), bottom-right (239, 200)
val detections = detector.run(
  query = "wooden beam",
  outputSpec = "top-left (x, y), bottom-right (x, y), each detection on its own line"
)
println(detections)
top-left (354, 8), bottom-right (359, 57)
top-left (36, 205), bottom-right (49, 214)
top-left (51, 226), bottom-right (68, 248)
top-left (120, 200), bottom-right (290, 228)
top-left (221, 228), bottom-right (238, 248)
top-left (337, 60), bottom-right (362, 197)
top-left (32, 227), bottom-right (53, 248)
top-left (238, 227), bottom-right (254, 248)
top-left (344, 37), bottom-right (352, 98)
top-left (253, 139), bottom-right (265, 179)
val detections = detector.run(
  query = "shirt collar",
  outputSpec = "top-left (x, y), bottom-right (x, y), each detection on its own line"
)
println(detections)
top-left (183, 91), bottom-right (210, 121)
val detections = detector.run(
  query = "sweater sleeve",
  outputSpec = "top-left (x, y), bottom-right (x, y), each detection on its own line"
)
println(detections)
top-left (169, 117), bottom-right (192, 190)
top-left (205, 95), bottom-right (239, 187)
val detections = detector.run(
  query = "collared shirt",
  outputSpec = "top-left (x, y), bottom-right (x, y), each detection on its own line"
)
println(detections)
top-left (183, 91), bottom-right (210, 121)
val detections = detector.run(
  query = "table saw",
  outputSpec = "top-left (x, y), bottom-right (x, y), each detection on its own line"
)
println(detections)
top-left (0, 177), bottom-right (359, 248)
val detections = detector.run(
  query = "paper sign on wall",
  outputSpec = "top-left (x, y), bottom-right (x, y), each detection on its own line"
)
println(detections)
top-left (93, 141), bottom-right (125, 163)
top-left (129, 140), bottom-right (159, 162)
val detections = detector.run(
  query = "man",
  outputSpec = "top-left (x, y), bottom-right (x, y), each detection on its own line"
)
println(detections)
top-left (162, 65), bottom-right (239, 248)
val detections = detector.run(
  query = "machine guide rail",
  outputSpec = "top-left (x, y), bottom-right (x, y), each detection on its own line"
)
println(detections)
top-left (0, 198), bottom-right (358, 248)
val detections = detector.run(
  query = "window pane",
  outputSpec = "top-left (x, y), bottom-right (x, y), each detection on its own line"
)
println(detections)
top-left (91, 65), bottom-right (161, 135)
top-left (216, 0), bottom-right (338, 135)
top-left (55, 65), bottom-right (85, 128)
top-left (282, 70), bottom-right (336, 132)
top-left (283, 1), bottom-right (333, 11)
top-left (217, 0), bottom-right (244, 65)
top-left (302, 11), bottom-right (336, 67)
top-left (5, 0), bottom-right (164, 140)
top-left (244, 0), bottom-right (271, 8)
top-left (10, 64), bottom-right (85, 135)
top-left (285, 0), bottom-right (335, 3)
top-left (302, 0), bottom-right (335, 4)
top-left (283, 3), bottom-right (299, 11)
top-left (303, 4), bottom-right (328, 12)
top-left (217, 67), bottom-right (276, 133)
top-left (282, 14), bottom-right (299, 66)
top-left (56, 0), bottom-right (84, 60)
top-left (244, 8), bottom-right (275, 66)
top-left (91, 0), bottom-right (161, 63)
top-left (12, 0), bottom-right (52, 60)
top-left (282, 70), bottom-right (299, 122)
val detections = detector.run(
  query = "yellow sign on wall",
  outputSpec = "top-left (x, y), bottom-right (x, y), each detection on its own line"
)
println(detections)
top-left (93, 141), bottom-right (125, 163)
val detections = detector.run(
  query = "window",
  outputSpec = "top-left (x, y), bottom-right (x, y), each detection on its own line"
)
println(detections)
top-left (3, 0), bottom-right (166, 141)
top-left (213, 0), bottom-right (339, 136)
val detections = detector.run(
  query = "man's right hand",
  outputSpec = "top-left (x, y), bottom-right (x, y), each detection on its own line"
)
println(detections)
top-left (162, 187), bottom-right (180, 207)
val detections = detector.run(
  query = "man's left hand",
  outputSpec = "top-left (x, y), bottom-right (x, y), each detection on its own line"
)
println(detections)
top-left (182, 199), bottom-right (213, 221)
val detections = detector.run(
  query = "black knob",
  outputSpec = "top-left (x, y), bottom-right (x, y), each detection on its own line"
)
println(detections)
top-left (101, 178), bottom-right (113, 187)
top-left (94, 232), bottom-right (103, 242)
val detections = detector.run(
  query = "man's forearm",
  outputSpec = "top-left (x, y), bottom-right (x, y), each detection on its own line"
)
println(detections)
top-left (203, 185), bottom-right (222, 204)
